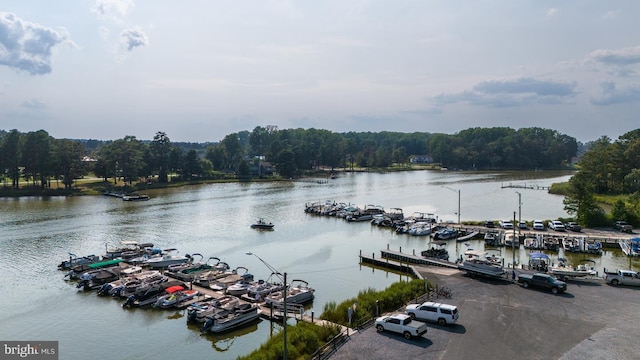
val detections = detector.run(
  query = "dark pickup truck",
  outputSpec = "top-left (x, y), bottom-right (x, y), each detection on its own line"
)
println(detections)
top-left (517, 273), bottom-right (567, 294)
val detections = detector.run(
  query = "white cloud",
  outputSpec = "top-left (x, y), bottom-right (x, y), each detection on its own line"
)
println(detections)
top-left (93, 0), bottom-right (134, 23)
top-left (120, 27), bottom-right (147, 51)
top-left (547, 8), bottom-right (559, 17)
top-left (0, 12), bottom-right (72, 75)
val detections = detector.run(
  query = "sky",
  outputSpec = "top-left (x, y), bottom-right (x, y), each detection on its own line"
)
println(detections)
top-left (1, 1), bottom-right (640, 143)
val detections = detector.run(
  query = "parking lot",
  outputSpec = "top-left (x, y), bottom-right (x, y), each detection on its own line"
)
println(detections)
top-left (330, 266), bottom-right (639, 360)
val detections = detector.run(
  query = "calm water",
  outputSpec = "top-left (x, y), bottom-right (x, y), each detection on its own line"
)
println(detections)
top-left (1, 170), bottom-right (638, 359)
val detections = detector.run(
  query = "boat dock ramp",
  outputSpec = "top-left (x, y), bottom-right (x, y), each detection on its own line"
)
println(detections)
top-left (359, 247), bottom-right (459, 279)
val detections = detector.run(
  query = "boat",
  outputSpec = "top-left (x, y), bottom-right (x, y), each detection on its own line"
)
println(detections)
top-left (122, 280), bottom-right (187, 308)
top-left (484, 230), bottom-right (500, 247)
top-left (420, 241), bottom-right (449, 261)
top-left (562, 237), bottom-right (580, 252)
top-left (165, 255), bottom-right (219, 281)
top-left (457, 250), bottom-right (506, 278)
top-left (264, 279), bottom-right (315, 305)
top-left (523, 234), bottom-right (544, 250)
top-left (549, 258), bottom-right (597, 280)
top-left (528, 252), bottom-right (550, 272)
top-left (187, 295), bottom-right (241, 324)
top-left (103, 241), bottom-right (141, 259)
top-left (503, 232), bottom-right (520, 248)
top-left (242, 273), bottom-right (286, 302)
top-left (433, 227), bottom-right (459, 240)
top-left (116, 273), bottom-right (169, 299)
top-left (250, 218), bottom-right (274, 229)
top-left (208, 267), bottom-right (253, 292)
top-left (200, 302), bottom-right (261, 333)
top-left (585, 239), bottom-right (603, 255)
top-left (619, 238), bottom-right (640, 256)
top-left (97, 269), bottom-right (164, 297)
top-left (122, 193), bottom-right (150, 201)
top-left (407, 222), bottom-right (433, 236)
top-left (153, 286), bottom-right (199, 309)
top-left (76, 266), bottom-right (125, 291)
top-left (65, 258), bottom-right (124, 280)
top-left (143, 248), bottom-right (191, 269)
top-left (58, 253), bottom-right (101, 270)
top-left (544, 237), bottom-right (560, 251)
top-left (225, 279), bottom-right (253, 296)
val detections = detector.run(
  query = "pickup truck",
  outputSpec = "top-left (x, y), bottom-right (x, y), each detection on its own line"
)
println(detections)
top-left (614, 221), bottom-right (633, 233)
top-left (604, 269), bottom-right (640, 286)
top-left (375, 313), bottom-right (428, 339)
top-left (517, 273), bottom-right (567, 294)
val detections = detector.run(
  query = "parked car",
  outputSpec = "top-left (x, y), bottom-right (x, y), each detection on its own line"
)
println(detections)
top-left (532, 220), bottom-right (545, 231)
top-left (499, 220), bottom-right (514, 229)
top-left (565, 222), bottom-right (581, 232)
top-left (518, 221), bottom-right (528, 229)
top-left (548, 220), bottom-right (565, 231)
top-left (614, 221), bottom-right (633, 233)
top-left (484, 220), bottom-right (495, 228)
top-left (405, 301), bottom-right (459, 326)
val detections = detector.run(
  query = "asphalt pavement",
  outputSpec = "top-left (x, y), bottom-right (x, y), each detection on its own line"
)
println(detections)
top-left (330, 265), bottom-right (639, 360)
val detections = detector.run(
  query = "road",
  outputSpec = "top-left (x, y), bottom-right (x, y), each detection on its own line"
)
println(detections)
top-left (330, 266), bottom-right (638, 360)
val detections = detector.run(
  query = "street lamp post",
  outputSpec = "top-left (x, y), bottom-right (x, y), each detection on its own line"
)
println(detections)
top-left (515, 191), bottom-right (522, 234)
top-left (246, 252), bottom-right (287, 360)
top-left (443, 186), bottom-right (461, 224)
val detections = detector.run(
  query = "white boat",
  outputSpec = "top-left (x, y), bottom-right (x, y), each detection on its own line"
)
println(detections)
top-left (200, 303), bottom-right (261, 333)
top-left (457, 250), bottom-right (506, 278)
top-left (187, 295), bottom-right (241, 324)
top-left (225, 279), bottom-right (253, 296)
top-left (242, 273), bottom-right (286, 302)
top-left (144, 249), bottom-right (191, 269)
top-left (264, 279), bottom-right (315, 305)
top-left (550, 259), bottom-right (597, 280)
top-left (250, 218), bottom-right (274, 229)
top-left (208, 267), bottom-right (253, 292)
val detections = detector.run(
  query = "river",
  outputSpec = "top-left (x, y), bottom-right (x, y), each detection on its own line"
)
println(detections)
top-left (1, 170), bottom-right (637, 359)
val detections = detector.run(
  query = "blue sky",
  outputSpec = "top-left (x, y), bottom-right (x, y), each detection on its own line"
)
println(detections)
top-left (1, 1), bottom-right (639, 143)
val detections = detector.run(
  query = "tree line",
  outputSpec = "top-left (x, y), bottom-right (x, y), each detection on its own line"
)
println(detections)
top-left (0, 126), bottom-right (578, 190)
top-left (562, 129), bottom-right (640, 227)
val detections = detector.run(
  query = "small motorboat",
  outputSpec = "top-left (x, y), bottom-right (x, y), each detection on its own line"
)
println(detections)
top-left (251, 218), bottom-right (274, 230)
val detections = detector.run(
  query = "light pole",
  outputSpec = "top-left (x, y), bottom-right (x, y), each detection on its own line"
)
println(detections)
top-left (515, 191), bottom-right (522, 234)
top-left (443, 186), bottom-right (461, 224)
top-left (246, 252), bottom-right (287, 360)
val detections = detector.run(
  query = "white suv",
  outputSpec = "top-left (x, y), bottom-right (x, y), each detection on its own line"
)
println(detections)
top-left (405, 301), bottom-right (459, 326)
top-left (533, 220), bottom-right (545, 230)
top-left (548, 220), bottom-right (565, 231)
top-left (499, 220), bottom-right (514, 229)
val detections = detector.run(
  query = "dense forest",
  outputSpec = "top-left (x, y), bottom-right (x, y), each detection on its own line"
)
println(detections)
top-left (0, 126), bottom-right (578, 191)
top-left (562, 129), bottom-right (640, 227)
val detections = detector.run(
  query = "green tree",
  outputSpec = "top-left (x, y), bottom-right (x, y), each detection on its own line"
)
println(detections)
top-left (1, 129), bottom-right (22, 188)
top-left (52, 139), bottom-right (86, 189)
top-left (150, 131), bottom-right (172, 183)
top-left (21, 130), bottom-right (51, 188)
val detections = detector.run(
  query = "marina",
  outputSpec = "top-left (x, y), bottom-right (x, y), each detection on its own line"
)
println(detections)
top-left (2, 170), bottom-right (639, 360)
